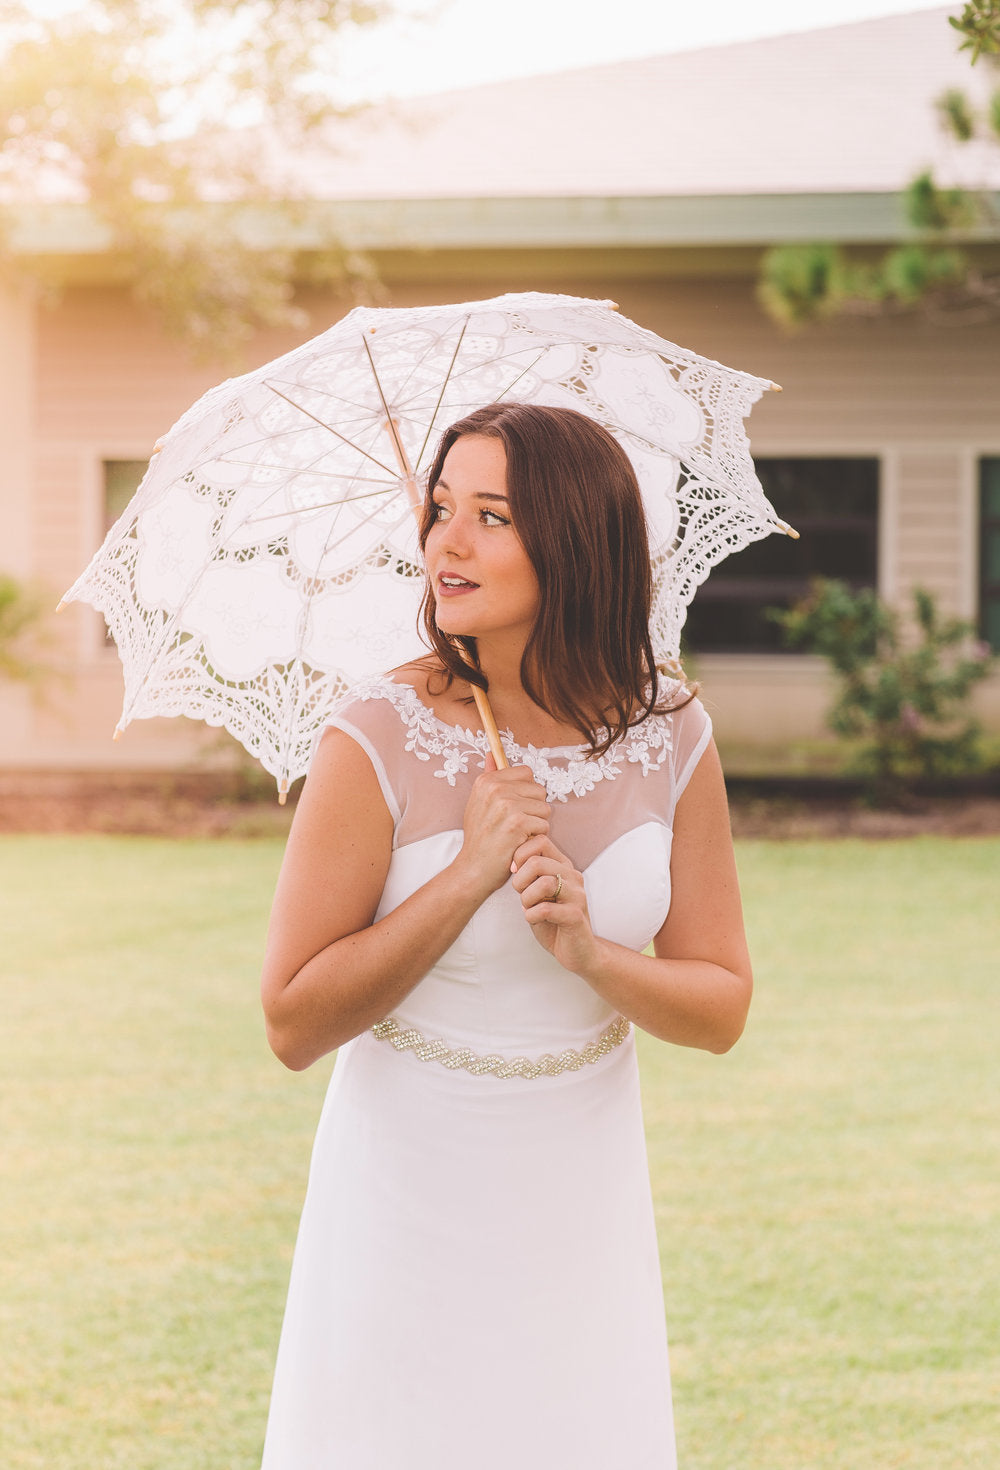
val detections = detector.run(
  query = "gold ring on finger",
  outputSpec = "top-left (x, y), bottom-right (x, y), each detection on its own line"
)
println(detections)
top-left (552, 874), bottom-right (564, 902)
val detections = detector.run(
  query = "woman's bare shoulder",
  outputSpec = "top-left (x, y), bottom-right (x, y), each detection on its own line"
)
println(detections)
top-left (386, 656), bottom-right (444, 690)
top-left (386, 657), bottom-right (476, 724)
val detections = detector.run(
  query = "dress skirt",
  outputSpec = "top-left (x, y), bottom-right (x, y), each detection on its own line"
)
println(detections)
top-left (260, 1028), bottom-right (676, 1469)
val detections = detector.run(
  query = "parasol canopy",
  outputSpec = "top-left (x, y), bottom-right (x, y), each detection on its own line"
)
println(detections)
top-left (61, 291), bottom-right (790, 796)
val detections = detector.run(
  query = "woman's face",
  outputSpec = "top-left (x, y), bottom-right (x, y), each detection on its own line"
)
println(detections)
top-left (424, 434), bottom-right (540, 650)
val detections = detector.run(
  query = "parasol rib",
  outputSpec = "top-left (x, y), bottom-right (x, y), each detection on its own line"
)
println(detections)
top-left (362, 333), bottom-right (508, 769)
top-left (263, 383), bottom-right (399, 479)
top-left (413, 316), bottom-right (470, 472)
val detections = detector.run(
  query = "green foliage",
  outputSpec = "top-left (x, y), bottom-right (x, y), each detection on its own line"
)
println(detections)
top-left (905, 168), bottom-right (977, 231)
top-left (937, 85), bottom-right (977, 139)
top-left (757, 238), bottom-right (969, 325)
top-left (756, 244), bottom-right (846, 327)
top-left (0, 573), bottom-right (48, 684)
top-left (769, 578), bottom-right (996, 801)
top-left (757, 6), bottom-right (1000, 328)
top-left (879, 239), bottom-right (967, 300)
top-left (949, 0), bottom-right (1000, 61)
top-left (0, 0), bottom-right (392, 355)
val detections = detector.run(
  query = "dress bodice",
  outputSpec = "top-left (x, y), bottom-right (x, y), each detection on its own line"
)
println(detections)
top-left (329, 675), bottom-right (712, 1058)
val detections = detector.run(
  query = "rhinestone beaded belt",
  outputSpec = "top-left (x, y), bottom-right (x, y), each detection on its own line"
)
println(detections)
top-left (370, 1013), bottom-right (631, 1080)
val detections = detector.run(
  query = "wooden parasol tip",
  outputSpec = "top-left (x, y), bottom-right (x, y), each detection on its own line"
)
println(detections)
top-left (55, 600), bottom-right (66, 613)
top-left (278, 779), bottom-right (288, 806)
top-left (768, 381), bottom-right (784, 393)
top-left (777, 520), bottom-right (800, 540)
top-left (112, 728), bottom-right (123, 742)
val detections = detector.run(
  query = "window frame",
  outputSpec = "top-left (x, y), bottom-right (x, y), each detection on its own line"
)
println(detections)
top-left (978, 455), bottom-right (1000, 654)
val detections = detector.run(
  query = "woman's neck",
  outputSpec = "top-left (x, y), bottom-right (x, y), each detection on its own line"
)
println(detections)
top-left (463, 640), bottom-right (583, 748)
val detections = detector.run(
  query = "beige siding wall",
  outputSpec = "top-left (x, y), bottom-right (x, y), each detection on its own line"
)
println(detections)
top-left (2, 270), bottom-right (998, 771)
top-left (891, 450), bottom-right (965, 613)
top-left (0, 282), bottom-right (37, 578)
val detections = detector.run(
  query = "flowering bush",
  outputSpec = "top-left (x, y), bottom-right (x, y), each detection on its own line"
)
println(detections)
top-left (768, 579), bottom-right (995, 801)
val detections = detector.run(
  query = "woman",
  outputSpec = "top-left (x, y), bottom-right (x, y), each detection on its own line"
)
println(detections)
top-left (259, 402), bottom-right (752, 1469)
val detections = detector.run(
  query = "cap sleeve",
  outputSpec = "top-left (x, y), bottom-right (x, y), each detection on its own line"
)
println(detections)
top-left (670, 694), bottom-right (713, 801)
top-left (327, 693), bottom-right (407, 830)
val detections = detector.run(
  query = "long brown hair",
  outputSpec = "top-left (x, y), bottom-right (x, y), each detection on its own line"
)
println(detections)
top-left (419, 402), bottom-right (687, 754)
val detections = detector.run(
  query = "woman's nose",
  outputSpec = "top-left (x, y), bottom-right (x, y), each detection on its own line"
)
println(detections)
top-left (436, 511), bottom-right (471, 555)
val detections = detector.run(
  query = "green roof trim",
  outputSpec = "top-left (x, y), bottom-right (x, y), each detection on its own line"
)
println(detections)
top-left (7, 191), bottom-right (1000, 257)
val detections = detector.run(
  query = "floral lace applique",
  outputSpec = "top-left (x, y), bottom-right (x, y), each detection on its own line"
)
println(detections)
top-left (348, 675), bottom-right (675, 802)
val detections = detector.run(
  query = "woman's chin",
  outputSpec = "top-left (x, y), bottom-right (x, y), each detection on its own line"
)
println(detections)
top-left (433, 612), bottom-right (478, 640)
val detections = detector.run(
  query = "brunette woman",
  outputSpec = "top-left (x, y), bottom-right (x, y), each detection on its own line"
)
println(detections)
top-left (259, 402), bottom-right (752, 1469)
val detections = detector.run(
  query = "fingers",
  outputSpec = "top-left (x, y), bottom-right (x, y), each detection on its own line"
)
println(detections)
top-left (521, 878), bottom-right (585, 933)
top-left (520, 875), bottom-right (569, 911)
top-left (473, 765), bottom-right (550, 837)
top-left (510, 852), bottom-right (578, 908)
top-left (481, 763), bottom-right (545, 798)
top-left (511, 832), bottom-right (563, 872)
top-left (475, 765), bottom-right (547, 809)
top-left (461, 764), bottom-right (551, 890)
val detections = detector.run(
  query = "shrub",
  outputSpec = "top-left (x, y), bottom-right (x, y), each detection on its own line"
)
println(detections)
top-left (768, 578), bottom-right (995, 802)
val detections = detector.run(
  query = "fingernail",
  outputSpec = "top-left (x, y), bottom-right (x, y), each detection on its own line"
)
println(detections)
top-left (510, 861), bottom-right (517, 873)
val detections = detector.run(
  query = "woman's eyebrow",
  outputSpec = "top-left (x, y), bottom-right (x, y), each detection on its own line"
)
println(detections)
top-left (434, 480), bottom-right (509, 505)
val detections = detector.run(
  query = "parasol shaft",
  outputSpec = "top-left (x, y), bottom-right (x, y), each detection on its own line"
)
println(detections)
top-left (464, 687), bottom-right (508, 770)
top-left (380, 411), bottom-right (509, 770)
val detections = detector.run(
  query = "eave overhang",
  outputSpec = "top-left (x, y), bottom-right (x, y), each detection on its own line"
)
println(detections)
top-left (5, 191), bottom-right (1000, 277)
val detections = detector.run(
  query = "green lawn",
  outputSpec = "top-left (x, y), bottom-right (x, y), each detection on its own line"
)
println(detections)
top-left (1, 835), bottom-right (997, 1469)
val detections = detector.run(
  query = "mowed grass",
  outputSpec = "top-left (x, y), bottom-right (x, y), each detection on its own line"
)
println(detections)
top-left (644, 838), bottom-right (1000, 1470)
top-left (1, 835), bottom-right (997, 1469)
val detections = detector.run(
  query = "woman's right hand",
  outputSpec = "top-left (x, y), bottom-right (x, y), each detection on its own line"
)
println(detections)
top-left (454, 757), bottom-right (550, 896)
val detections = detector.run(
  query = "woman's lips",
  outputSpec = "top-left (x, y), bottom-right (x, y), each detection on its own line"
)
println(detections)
top-left (436, 573), bottom-right (480, 598)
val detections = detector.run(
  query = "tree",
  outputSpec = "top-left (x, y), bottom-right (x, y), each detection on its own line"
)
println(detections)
top-left (758, 2), bottom-right (1000, 328)
top-left (0, 1), bottom-right (392, 355)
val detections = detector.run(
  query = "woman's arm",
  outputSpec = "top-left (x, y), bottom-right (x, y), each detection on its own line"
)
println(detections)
top-left (261, 730), bottom-right (550, 1071)
top-left (510, 739), bottom-right (752, 1054)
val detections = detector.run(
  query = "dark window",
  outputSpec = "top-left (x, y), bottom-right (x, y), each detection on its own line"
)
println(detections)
top-left (99, 461), bottom-right (146, 646)
top-left (980, 458), bottom-right (1000, 653)
top-left (683, 457), bottom-right (880, 654)
top-left (103, 459), bottom-right (146, 533)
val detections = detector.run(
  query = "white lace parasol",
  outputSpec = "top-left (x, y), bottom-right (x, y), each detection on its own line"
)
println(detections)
top-left (62, 291), bottom-right (789, 795)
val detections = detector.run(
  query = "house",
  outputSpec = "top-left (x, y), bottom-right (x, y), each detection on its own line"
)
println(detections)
top-left (1, 5), bottom-right (998, 775)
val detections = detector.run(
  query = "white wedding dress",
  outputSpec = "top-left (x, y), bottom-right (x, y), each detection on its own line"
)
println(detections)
top-left (260, 676), bottom-right (712, 1470)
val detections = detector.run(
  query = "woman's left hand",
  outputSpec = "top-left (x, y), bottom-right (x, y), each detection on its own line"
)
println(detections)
top-left (510, 834), bottom-right (599, 974)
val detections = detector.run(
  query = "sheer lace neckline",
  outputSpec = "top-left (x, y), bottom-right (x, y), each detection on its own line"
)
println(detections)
top-left (347, 673), bottom-right (675, 802)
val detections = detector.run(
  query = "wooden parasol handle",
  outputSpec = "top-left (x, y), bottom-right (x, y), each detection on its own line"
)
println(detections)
top-left (470, 684), bottom-right (508, 770)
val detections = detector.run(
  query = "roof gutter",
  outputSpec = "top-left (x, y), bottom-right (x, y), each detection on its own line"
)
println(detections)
top-left (6, 192), bottom-right (1000, 257)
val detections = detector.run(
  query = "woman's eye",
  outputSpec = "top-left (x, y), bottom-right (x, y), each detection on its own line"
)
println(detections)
top-left (482, 508), bottom-right (510, 527)
top-left (431, 502), bottom-right (451, 521)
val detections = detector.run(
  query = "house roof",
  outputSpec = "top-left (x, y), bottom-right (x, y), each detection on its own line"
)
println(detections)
top-left (300, 7), bottom-right (1000, 200)
top-left (8, 7), bottom-right (1000, 260)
